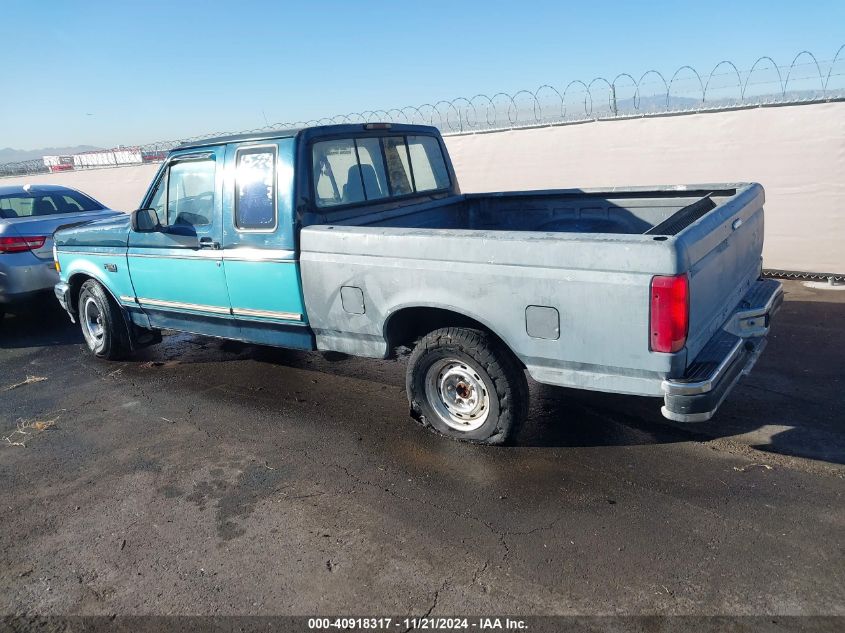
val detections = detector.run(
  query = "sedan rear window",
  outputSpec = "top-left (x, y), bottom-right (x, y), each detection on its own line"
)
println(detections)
top-left (0, 190), bottom-right (103, 219)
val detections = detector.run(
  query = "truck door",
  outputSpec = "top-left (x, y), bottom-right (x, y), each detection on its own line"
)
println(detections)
top-left (127, 148), bottom-right (235, 336)
top-left (219, 139), bottom-right (312, 350)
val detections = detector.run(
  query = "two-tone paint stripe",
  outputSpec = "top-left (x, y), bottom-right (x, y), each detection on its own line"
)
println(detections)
top-left (61, 249), bottom-right (296, 263)
top-left (120, 296), bottom-right (302, 322)
top-left (125, 248), bottom-right (296, 262)
top-left (231, 307), bottom-right (302, 321)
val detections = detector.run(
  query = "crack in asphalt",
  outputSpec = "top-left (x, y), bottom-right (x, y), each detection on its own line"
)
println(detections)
top-left (323, 457), bottom-right (566, 570)
top-left (401, 577), bottom-right (449, 632)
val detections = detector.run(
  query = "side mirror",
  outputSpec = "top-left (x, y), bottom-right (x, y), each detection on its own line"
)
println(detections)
top-left (131, 208), bottom-right (162, 232)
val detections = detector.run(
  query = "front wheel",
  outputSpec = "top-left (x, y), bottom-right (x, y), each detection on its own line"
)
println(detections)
top-left (406, 327), bottom-right (528, 445)
top-left (78, 280), bottom-right (129, 360)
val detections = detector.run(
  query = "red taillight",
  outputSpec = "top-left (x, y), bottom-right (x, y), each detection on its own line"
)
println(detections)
top-left (0, 235), bottom-right (47, 253)
top-left (649, 274), bottom-right (689, 353)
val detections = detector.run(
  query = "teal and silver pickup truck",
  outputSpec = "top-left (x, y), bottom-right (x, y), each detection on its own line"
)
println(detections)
top-left (54, 123), bottom-right (782, 445)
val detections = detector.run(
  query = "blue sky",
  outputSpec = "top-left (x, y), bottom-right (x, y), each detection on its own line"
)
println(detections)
top-left (1, 0), bottom-right (843, 149)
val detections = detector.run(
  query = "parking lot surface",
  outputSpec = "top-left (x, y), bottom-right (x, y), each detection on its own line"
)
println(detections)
top-left (0, 280), bottom-right (842, 617)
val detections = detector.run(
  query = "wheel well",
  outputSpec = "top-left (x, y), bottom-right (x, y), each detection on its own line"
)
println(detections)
top-left (384, 306), bottom-right (521, 364)
top-left (67, 273), bottom-right (121, 316)
top-left (67, 272), bottom-right (145, 347)
top-left (66, 273), bottom-right (93, 314)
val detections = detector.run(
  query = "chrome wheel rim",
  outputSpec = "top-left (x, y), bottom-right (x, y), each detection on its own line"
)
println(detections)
top-left (424, 359), bottom-right (490, 431)
top-left (81, 296), bottom-right (105, 350)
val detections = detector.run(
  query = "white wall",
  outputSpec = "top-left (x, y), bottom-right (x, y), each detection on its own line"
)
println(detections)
top-left (3, 101), bottom-right (842, 274)
top-left (444, 101), bottom-right (845, 274)
top-left (2, 164), bottom-right (160, 213)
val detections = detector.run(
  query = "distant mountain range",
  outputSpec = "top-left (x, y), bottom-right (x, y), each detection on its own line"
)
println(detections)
top-left (0, 145), bottom-right (101, 164)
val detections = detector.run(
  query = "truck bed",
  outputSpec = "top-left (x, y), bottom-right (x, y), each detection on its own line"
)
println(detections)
top-left (300, 184), bottom-right (765, 397)
top-left (324, 186), bottom-right (740, 236)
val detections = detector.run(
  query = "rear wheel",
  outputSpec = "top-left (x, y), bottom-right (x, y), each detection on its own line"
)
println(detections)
top-left (78, 280), bottom-right (129, 360)
top-left (406, 327), bottom-right (528, 445)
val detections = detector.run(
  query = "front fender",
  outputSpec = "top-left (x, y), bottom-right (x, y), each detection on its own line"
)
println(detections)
top-left (59, 250), bottom-right (153, 336)
top-left (61, 254), bottom-right (129, 304)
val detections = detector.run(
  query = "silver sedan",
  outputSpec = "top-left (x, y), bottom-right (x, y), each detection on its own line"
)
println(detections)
top-left (0, 184), bottom-right (120, 316)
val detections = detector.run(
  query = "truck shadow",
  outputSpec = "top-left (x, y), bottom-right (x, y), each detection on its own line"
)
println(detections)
top-left (521, 381), bottom-right (845, 465)
top-left (242, 294), bottom-right (845, 467)
top-left (0, 299), bottom-right (82, 348)
top-left (519, 295), bottom-right (845, 465)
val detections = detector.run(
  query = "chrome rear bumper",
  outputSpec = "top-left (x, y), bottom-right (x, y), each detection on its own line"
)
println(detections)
top-left (661, 278), bottom-right (783, 422)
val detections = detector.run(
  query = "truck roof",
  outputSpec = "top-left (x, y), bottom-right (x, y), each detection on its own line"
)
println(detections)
top-left (177, 123), bottom-right (441, 151)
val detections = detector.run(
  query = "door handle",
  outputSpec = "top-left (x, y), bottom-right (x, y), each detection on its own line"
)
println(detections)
top-left (198, 237), bottom-right (220, 250)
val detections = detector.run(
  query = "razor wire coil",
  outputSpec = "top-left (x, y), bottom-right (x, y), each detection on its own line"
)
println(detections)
top-left (2, 46), bottom-right (844, 178)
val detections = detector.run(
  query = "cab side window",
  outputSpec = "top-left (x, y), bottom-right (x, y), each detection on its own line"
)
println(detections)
top-left (143, 159), bottom-right (215, 229)
top-left (235, 147), bottom-right (276, 230)
top-left (167, 160), bottom-right (215, 227)
top-left (147, 173), bottom-right (168, 225)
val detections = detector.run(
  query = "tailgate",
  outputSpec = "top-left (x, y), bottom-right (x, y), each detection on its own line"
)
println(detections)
top-left (677, 184), bottom-right (766, 362)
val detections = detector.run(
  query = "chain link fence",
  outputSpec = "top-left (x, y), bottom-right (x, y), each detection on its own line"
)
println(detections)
top-left (2, 46), bottom-right (844, 178)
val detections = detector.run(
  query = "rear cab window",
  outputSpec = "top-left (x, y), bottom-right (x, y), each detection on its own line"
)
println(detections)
top-left (312, 134), bottom-right (450, 209)
top-left (0, 190), bottom-right (103, 219)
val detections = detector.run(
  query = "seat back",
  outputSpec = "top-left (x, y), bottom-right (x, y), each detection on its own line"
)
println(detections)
top-left (360, 164), bottom-right (382, 197)
top-left (32, 197), bottom-right (57, 215)
top-left (343, 164), bottom-right (383, 202)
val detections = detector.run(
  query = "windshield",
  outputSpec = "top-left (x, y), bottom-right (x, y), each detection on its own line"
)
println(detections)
top-left (0, 190), bottom-right (104, 219)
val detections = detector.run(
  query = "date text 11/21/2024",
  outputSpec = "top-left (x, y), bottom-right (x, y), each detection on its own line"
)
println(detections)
top-left (307, 616), bottom-right (528, 629)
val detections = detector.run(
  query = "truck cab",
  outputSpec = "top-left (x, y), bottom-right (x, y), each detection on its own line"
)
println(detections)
top-left (56, 124), bottom-right (455, 347)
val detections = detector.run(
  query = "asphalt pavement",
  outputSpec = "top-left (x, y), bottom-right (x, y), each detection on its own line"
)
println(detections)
top-left (0, 280), bottom-right (842, 619)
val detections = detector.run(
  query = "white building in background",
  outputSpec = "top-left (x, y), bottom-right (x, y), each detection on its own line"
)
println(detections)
top-left (42, 147), bottom-right (144, 172)
top-left (42, 155), bottom-right (75, 172)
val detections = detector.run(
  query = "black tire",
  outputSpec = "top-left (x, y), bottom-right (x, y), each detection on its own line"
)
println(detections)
top-left (77, 280), bottom-right (130, 360)
top-left (406, 327), bottom-right (528, 445)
